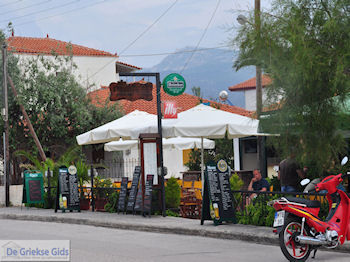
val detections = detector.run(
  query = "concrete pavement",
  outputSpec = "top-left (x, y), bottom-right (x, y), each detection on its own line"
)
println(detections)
top-left (0, 207), bottom-right (349, 253)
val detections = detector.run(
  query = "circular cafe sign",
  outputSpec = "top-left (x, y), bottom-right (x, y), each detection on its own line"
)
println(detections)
top-left (162, 73), bottom-right (186, 96)
top-left (68, 165), bottom-right (77, 175)
top-left (217, 159), bottom-right (228, 172)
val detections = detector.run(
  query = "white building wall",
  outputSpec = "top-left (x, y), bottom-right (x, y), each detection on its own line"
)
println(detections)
top-left (123, 147), bottom-right (187, 180)
top-left (72, 56), bottom-right (120, 90)
top-left (15, 54), bottom-right (120, 92)
top-left (163, 149), bottom-right (187, 179)
top-left (0, 185), bottom-right (23, 206)
top-left (244, 88), bottom-right (268, 111)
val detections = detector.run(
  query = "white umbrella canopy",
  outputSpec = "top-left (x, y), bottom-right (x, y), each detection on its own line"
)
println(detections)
top-left (127, 104), bottom-right (269, 186)
top-left (104, 137), bottom-right (215, 151)
top-left (167, 104), bottom-right (260, 139)
top-left (76, 110), bottom-right (158, 145)
top-left (130, 104), bottom-right (261, 139)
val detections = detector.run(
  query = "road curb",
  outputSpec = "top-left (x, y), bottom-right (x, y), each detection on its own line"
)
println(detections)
top-left (0, 213), bottom-right (348, 253)
top-left (0, 213), bottom-right (278, 245)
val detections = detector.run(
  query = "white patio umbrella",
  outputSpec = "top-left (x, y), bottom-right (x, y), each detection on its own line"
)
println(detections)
top-left (170, 104), bottom-right (262, 182)
top-left (169, 103), bottom-right (262, 138)
top-left (104, 137), bottom-right (215, 151)
top-left (76, 110), bottom-right (160, 145)
top-left (129, 104), bottom-right (269, 183)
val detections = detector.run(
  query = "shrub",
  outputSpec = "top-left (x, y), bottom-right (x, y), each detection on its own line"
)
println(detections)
top-left (165, 177), bottom-right (181, 208)
top-left (230, 172), bottom-right (244, 206)
top-left (93, 176), bottom-right (112, 199)
top-left (104, 192), bottom-right (119, 213)
top-left (237, 194), bottom-right (278, 227)
top-left (166, 209), bottom-right (180, 217)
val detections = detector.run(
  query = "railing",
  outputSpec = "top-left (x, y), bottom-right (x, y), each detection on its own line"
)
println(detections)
top-left (232, 190), bottom-right (328, 211)
top-left (231, 190), bottom-right (329, 226)
top-left (96, 158), bottom-right (139, 180)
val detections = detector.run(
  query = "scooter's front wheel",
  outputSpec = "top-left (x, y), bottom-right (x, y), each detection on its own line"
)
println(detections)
top-left (279, 216), bottom-right (311, 262)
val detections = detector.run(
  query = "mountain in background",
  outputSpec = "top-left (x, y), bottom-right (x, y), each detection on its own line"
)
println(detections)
top-left (142, 47), bottom-right (255, 108)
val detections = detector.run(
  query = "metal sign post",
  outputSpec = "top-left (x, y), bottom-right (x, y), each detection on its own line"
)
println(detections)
top-left (2, 43), bottom-right (10, 207)
top-left (113, 72), bottom-right (166, 217)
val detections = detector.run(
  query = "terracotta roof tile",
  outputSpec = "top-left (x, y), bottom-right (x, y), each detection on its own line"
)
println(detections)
top-left (6, 36), bottom-right (141, 69)
top-left (89, 84), bottom-right (254, 117)
top-left (229, 74), bottom-right (272, 91)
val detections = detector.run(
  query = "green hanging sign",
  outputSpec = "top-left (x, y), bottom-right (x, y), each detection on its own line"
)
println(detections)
top-left (162, 73), bottom-right (186, 96)
top-left (22, 171), bottom-right (44, 205)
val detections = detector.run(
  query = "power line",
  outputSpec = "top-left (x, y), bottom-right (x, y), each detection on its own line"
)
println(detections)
top-left (14, 0), bottom-right (108, 27)
top-left (180, 0), bottom-right (221, 74)
top-left (0, 0), bottom-right (23, 9)
top-left (0, 0), bottom-right (80, 23)
top-left (119, 45), bottom-right (231, 57)
top-left (119, 0), bottom-right (179, 55)
top-left (82, 0), bottom-right (179, 84)
top-left (0, 0), bottom-right (52, 16)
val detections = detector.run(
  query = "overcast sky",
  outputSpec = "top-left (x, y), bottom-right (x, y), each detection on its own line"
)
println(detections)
top-left (1, 0), bottom-right (272, 68)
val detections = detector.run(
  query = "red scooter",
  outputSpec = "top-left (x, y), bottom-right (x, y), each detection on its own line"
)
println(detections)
top-left (269, 157), bottom-right (350, 261)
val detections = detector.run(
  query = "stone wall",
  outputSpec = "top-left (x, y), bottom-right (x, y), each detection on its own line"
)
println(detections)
top-left (0, 185), bottom-right (23, 206)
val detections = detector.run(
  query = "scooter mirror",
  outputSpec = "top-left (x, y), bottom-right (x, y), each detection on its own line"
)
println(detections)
top-left (341, 156), bottom-right (348, 166)
top-left (300, 178), bottom-right (310, 186)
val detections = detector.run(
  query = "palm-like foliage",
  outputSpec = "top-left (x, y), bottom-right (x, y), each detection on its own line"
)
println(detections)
top-left (15, 146), bottom-right (90, 187)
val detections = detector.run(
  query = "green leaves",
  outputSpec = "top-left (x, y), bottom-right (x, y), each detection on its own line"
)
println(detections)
top-left (233, 0), bottom-right (350, 177)
top-left (165, 177), bottom-right (181, 209)
top-left (1, 41), bottom-right (123, 159)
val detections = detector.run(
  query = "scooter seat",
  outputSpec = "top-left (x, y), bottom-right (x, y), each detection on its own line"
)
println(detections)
top-left (285, 197), bottom-right (321, 208)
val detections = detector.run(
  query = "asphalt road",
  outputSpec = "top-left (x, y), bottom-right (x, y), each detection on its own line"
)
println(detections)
top-left (0, 219), bottom-right (349, 262)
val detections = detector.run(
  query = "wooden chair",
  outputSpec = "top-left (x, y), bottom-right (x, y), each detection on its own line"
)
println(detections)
top-left (180, 180), bottom-right (202, 219)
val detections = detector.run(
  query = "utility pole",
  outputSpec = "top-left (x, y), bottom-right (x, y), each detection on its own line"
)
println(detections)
top-left (255, 0), bottom-right (267, 178)
top-left (255, 0), bottom-right (262, 119)
top-left (2, 42), bottom-right (10, 206)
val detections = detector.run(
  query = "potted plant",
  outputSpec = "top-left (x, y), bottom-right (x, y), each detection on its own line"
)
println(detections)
top-left (76, 160), bottom-right (90, 210)
top-left (94, 176), bottom-right (112, 211)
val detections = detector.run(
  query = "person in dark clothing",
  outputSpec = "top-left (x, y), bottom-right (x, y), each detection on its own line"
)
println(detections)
top-left (246, 169), bottom-right (270, 205)
top-left (278, 153), bottom-right (305, 192)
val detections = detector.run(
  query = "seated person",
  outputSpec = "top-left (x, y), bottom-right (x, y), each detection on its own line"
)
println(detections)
top-left (246, 169), bottom-right (270, 205)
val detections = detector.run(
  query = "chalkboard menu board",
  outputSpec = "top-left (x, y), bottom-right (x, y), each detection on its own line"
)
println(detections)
top-left (201, 160), bottom-right (236, 225)
top-left (22, 171), bottom-right (44, 204)
top-left (28, 180), bottom-right (42, 201)
top-left (117, 177), bottom-right (128, 213)
top-left (126, 166), bottom-right (141, 212)
top-left (133, 186), bottom-right (143, 213)
top-left (144, 174), bottom-right (154, 216)
top-left (55, 166), bottom-right (80, 213)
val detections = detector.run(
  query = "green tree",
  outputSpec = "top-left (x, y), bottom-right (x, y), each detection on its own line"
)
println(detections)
top-left (1, 36), bottom-right (123, 154)
top-left (233, 0), bottom-right (350, 177)
top-left (1, 29), bottom-right (123, 181)
top-left (185, 135), bottom-right (234, 170)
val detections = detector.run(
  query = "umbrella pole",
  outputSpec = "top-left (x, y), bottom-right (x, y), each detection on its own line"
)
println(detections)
top-left (201, 137), bottom-right (204, 192)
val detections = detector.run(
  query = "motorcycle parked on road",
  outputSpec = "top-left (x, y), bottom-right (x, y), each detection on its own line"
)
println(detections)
top-left (269, 157), bottom-right (350, 261)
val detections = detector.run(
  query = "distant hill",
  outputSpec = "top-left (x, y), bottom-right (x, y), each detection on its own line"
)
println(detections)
top-left (142, 47), bottom-right (255, 108)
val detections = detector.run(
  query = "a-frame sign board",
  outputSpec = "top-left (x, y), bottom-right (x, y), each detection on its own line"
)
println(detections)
top-left (117, 177), bottom-right (129, 213)
top-left (55, 166), bottom-right (80, 213)
top-left (201, 160), bottom-right (236, 226)
top-left (126, 166), bottom-right (141, 213)
top-left (22, 170), bottom-right (44, 205)
top-left (143, 174), bottom-right (154, 217)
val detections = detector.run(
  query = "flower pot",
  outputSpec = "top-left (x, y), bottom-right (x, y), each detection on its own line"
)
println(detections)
top-left (80, 199), bottom-right (90, 210)
top-left (95, 198), bottom-right (108, 211)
